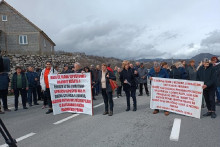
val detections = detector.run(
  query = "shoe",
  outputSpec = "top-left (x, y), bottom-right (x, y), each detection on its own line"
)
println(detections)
top-left (119, 94), bottom-right (122, 97)
top-left (126, 108), bottom-right (130, 111)
top-left (153, 110), bottom-right (159, 114)
top-left (0, 111), bottom-right (5, 114)
top-left (34, 103), bottom-right (39, 105)
top-left (211, 112), bottom-right (216, 118)
top-left (14, 108), bottom-right (18, 111)
top-left (46, 109), bottom-right (53, 114)
top-left (23, 107), bottom-right (28, 109)
top-left (93, 98), bottom-right (97, 100)
top-left (108, 111), bottom-right (113, 116)
top-left (164, 111), bottom-right (169, 116)
top-left (133, 108), bottom-right (137, 111)
top-left (138, 94), bottom-right (143, 96)
top-left (203, 112), bottom-right (212, 117)
top-left (103, 111), bottom-right (109, 115)
top-left (146, 93), bottom-right (150, 96)
top-left (4, 109), bottom-right (11, 112)
top-left (42, 105), bottom-right (46, 109)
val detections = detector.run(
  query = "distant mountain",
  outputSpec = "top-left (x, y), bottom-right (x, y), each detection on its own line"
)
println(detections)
top-left (191, 53), bottom-right (219, 63)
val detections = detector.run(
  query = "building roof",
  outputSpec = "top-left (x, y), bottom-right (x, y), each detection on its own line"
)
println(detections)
top-left (0, 0), bottom-right (56, 46)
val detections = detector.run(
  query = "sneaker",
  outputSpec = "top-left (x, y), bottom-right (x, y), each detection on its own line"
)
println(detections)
top-left (153, 110), bottom-right (159, 114)
top-left (23, 107), bottom-right (28, 109)
top-left (4, 109), bottom-right (11, 112)
top-left (203, 112), bottom-right (212, 117)
top-left (164, 111), bottom-right (169, 116)
top-left (108, 111), bottom-right (113, 116)
top-left (126, 108), bottom-right (130, 111)
top-left (46, 109), bottom-right (53, 114)
top-left (211, 112), bottom-right (217, 118)
top-left (103, 111), bottom-right (109, 115)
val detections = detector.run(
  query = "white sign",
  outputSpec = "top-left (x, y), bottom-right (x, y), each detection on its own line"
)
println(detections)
top-left (49, 73), bottom-right (93, 115)
top-left (150, 77), bottom-right (204, 119)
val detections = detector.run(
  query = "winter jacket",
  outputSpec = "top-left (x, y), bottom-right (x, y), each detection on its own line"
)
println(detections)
top-left (148, 68), bottom-right (169, 78)
top-left (98, 70), bottom-right (116, 92)
top-left (170, 67), bottom-right (181, 79)
top-left (120, 68), bottom-right (137, 91)
top-left (197, 64), bottom-right (216, 90)
top-left (11, 72), bottom-right (28, 90)
top-left (137, 67), bottom-right (148, 83)
top-left (187, 65), bottom-right (197, 81)
top-left (40, 68), bottom-right (57, 91)
top-left (0, 72), bottom-right (10, 90)
top-left (26, 71), bottom-right (38, 88)
top-left (178, 67), bottom-right (188, 79)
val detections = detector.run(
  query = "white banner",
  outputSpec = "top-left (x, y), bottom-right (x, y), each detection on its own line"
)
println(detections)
top-left (49, 73), bottom-right (93, 115)
top-left (150, 77), bottom-right (204, 119)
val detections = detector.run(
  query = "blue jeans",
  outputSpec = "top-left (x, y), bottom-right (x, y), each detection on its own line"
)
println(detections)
top-left (217, 87), bottom-right (220, 101)
top-left (28, 87), bottom-right (37, 105)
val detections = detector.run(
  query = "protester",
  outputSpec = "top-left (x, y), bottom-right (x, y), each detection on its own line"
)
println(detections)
top-left (84, 66), bottom-right (96, 100)
top-left (94, 65), bottom-right (101, 95)
top-left (107, 64), bottom-right (114, 73)
top-left (11, 66), bottom-right (29, 111)
top-left (36, 68), bottom-right (42, 101)
top-left (134, 62), bottom-right (140, 71)
top-left (187, 60), bottom-right (197, 81)
top-left (113, 66), bottom-right (118, 75)
top-left (0, 71), bottom-right (11, 113)
top-left (129, 63), bottom-right (134, 69)
top-left (197, 58), bottom-right (217, 118)
top-left (73, 62), bottom-right (83, 73)
top-left (178, 62), bottom-right (188, 79)
top-left (115, 67), bottom-right (122, 98)
top-left (120, 61), bottom-right (138, 111)
top-left (26, 66), bottom-right (39, 106)
top-left (161, 62), bottom-right (170, 76)
top-left (99, 63), bottom-right (116, 116)
top-left (61, 64), bottom-right (71, 74)
top-left (137, 63), bottom-right (149, 96)
top-left (148, 62), bottom-right (169, 115)
top-left (181, 60), bottom-right (188, 69)
top-left (40, 61), bottom-right (57, 114)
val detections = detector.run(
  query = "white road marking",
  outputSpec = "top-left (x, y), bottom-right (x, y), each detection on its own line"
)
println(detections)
top-left (93, 103), bottom-right (104, 108)
top-left (170, 118), bottom-right (181, 141)
top-left (53, 114), bottom-right (80, 125)
top-left (0, 132), bottom-right (36, 147)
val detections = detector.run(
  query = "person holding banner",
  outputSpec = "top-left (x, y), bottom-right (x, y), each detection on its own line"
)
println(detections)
top-left (197, 58), bottom-right (217, 118)
top-left (99, 63), bottom-right (116, 116)
top-left (148, 62), bottom-right (169, 116)
top-left (120, 61), bottom-right (138, 111)
top-left (40, 61), bottom-right (57, 114)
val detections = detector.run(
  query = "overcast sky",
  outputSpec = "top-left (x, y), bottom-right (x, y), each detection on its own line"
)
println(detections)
top-left (6, 0), bottom-right (220, 59)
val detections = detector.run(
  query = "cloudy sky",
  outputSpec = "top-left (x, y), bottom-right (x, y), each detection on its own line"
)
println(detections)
top-left (6, 0), bottom-right (220, 59)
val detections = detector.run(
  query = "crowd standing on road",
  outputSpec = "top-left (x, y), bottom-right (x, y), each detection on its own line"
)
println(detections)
top-left (0, 56), bottom-right (220, 119)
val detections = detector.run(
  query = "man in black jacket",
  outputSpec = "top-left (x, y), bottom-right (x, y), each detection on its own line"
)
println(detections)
top-left (197, 58), bottom-right (217, 118)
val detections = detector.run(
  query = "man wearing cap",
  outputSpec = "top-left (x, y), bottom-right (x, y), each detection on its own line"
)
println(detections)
top-left (197, 58), bottom-right (217, 118)
top-left (137, 63), bottom-right (149, 96)
top-left (148, 62), bottom-right (169, 116)
top-left (61, 64), bottom-right (71, 74)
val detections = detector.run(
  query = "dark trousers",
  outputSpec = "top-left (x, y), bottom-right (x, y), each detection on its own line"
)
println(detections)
top-left (117, 86), bottom-right (122, 95)
top-left (37, 85), bottom-right (42, 100)
top-left (95, 82), bottom-right (100, 95)
top-left (28, 87), bottom-right (37, 105)
top-left (139, 83), bottom-right (149, 95)
top-left (14, 88), bottom-right (27, 108)
top-left (203, 89), bottom-right (216, 111)
top-left (125, 89), bottom-right (137, 109)
top-left (92, 86), bottom-right (95, 99)
top-left (44, 88), bottom-right (52, 108)
top-left (102, 89), bottom-right (113, 112)
top-left (0, 89), bottom-right (8, 110)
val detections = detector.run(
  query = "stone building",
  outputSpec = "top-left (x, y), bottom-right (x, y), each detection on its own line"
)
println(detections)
top-left (0, 0), bottom-right (55, 55)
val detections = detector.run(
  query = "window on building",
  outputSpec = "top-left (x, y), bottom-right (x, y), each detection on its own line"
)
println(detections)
top-left (19, 35), bottom-right (28, 45)
top-left (2, 15), bottom-right (7, 21)
top-left (44, 39), bottom-right (46, 47)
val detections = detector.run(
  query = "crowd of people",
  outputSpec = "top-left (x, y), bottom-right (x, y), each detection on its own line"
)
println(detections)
top-left (0, 56), bottom-right (220, 119)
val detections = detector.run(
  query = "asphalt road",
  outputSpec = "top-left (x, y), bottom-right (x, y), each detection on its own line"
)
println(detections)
top-left (0, 90), bottom-right (220, 147)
